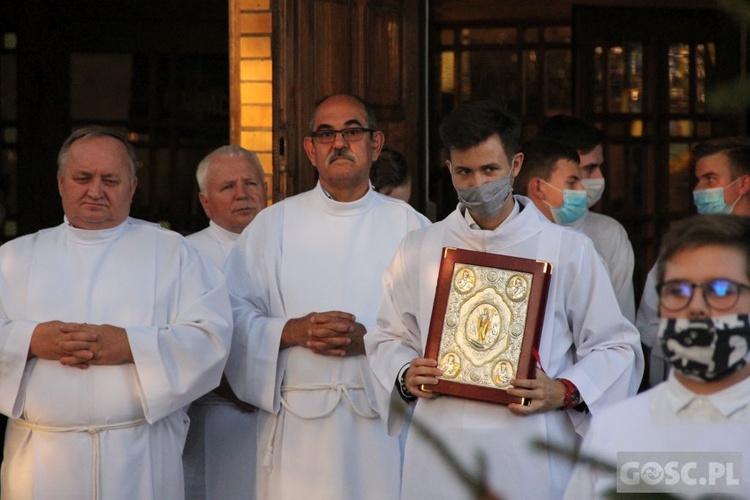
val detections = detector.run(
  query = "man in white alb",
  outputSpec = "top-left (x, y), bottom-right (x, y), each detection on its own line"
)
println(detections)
top-left (183, 145), bottom-right (267, 499)
top-left (0, 127), bottom-right (233, 499)
top-left (223, 94), bottom-right (430, 499)
top-left (366, 101), bottom-right (643, 500)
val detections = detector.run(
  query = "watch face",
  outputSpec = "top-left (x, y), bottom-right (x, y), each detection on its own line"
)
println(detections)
top-left (571, 390), bottom-right (581, 405)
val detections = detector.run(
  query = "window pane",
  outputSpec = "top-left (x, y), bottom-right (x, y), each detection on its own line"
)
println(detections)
top-left (607, 43), bottom-right (643, 113)
top-left (1, 55), bottom-right (17, 120)
top-left (441, 51), bottom-right (455, 94)
top-left (460, 28), bottom-right (517, 45)
top-left (460, 50), bottom-right (520, 113)
top-left (668, 143), bottom-right (692, 213)
top-left (523, 28), bottom-right (539, 44)
top-left (524, 50), bottom-right (541, 116)
top-left (627, 44), bottom-right (643, 113)
top-left (440, 30), bottom-right (454, 46)
top-left (3, 33), bottom-right (16, 50)
top-left (669, 43), bottom-right (690, 114)
top-left (544, 26), bottom-right (571, 44)
top-left (696, 43), bottom-right (707, 113)
top-left (669, 120), bottom-right (693, 137)
top-left (545, 49), bottom-right (571, 115)
top-left (594, 46), bottom-right (604, 113)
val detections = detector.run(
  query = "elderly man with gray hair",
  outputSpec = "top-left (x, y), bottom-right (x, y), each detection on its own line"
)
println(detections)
top-left (183, 145), bottom-right (268, 500)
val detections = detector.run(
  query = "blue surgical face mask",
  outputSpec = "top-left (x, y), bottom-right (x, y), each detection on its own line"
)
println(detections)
top-left (541, 180), bottom-right (588, 225)
top-left (693, 178), bottom-right (741, 215)
top-left (456, 173), bottom-right (513, 219)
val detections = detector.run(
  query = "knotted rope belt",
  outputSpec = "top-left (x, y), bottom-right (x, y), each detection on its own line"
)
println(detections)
top-left (15, 417), bottom-right (148, 499)
top-left (263, 382), bottom-right (378, 472)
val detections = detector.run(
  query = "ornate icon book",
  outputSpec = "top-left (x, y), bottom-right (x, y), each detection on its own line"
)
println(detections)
top-left (423, 247), bottom-right (553, 405)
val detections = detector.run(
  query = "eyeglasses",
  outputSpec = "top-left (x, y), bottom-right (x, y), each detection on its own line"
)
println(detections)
top-left (657, 278), bottom-right (750, 312)
top-left (310, 127), bottom-right (373, 144)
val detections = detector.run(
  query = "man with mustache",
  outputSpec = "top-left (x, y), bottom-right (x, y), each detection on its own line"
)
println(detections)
top-left (183, 145), bottom-right (267, 500)
top-left (223, 94), bottom-right (430, 499)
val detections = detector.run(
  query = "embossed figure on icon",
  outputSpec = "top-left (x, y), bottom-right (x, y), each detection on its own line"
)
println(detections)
top-left (440, 352), bottom-right (461, 378)
top-left (492, 360), bottom-right (515, 387)
top-left (455, 268), bottom-right (476, 293)
top-left (506, 274), bottom-right (528, 301)
top-left (468, 305), bottom-right (500, 350)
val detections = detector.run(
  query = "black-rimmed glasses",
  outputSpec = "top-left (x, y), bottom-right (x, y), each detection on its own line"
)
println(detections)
top-left (310, 127), bottom-right (373, 144)
top-left (657, 278), bottom-right (750, 312)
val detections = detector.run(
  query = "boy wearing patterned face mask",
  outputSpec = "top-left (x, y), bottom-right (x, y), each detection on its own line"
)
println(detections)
top-left (637, 137), bottom-right (750, 388)
top-left (565, 214), bottom-right (750, 499)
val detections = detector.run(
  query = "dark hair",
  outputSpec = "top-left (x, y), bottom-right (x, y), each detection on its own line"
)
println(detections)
top-left (514, 137), bottom-right (580, 196)
top-left (308, 94), bottom-right (378, 133)
top-left (439, 101), bottom-right (520, 162)
top-left (539, 115), bottom-right (604, 154)
top-left (692, 136), bottom-right (750, 178)
top-left (58, 126), bottom-right (137, 180)
top-left (656, 214), bottom-right (750, 283)
top-left (370, 146), bottom-right (410, 194)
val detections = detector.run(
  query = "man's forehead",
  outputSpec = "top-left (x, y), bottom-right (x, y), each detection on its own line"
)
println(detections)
top-left (312, 97), bottom-right (367, 129)
top-left (696, 152), bottom-right (731, 175)
top-left (209, 158), bottom-right (262, 181)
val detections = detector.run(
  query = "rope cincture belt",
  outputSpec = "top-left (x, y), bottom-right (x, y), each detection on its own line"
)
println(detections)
top-left (15, 417), bottom-right (148, 500)
top-left (264, 382), bottom-right (378, 472)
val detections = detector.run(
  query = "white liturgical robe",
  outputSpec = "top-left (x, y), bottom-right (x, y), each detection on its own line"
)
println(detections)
top-left (365, 196), bottom-right (643, 500)
top-left (0, 217), bottom-right (232, 500)
top-left (187, 220), bottom-right (238, 269)
top-left (569, 210), bottom-right (636, 322)
top-left (224, 184), bottom-right (430, 500)
top-left (184, 221), bottom-right (257, 500)
top-left (565, 373), bottom-right (750, 499)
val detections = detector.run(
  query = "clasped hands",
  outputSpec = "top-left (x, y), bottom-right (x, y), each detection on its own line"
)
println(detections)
top-left (404, 357), bottom-right (567, 414)
top-left (29, 320), bottom-right (134, 369)
top-left (281, 311), bottom-right (365, 357)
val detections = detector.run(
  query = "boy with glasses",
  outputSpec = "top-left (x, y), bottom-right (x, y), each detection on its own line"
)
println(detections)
top-left (566, 214), bottom-right (750, 498)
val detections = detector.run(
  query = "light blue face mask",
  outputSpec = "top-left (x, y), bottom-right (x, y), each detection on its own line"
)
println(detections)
top-left (541, 180), bottom-right (588, 225)
top-left (693, 178), bottom-right (741, 215)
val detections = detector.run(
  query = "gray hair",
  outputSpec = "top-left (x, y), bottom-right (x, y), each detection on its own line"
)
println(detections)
top-left (57, 126), bottom-right (137, 181)
top-left (195, 145), bottom-right (264, 193)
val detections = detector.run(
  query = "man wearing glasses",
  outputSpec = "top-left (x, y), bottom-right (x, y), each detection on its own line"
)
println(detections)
top-left (223, 94), bottom-right (429, 499)
top-left (566, 214), bottom-right (750, 498)
top-left (637, 137), bottom-right (750, 387)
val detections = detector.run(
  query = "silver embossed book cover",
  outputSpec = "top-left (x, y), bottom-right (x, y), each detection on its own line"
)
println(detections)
top-left (423, 247), bottom-right (552, 405)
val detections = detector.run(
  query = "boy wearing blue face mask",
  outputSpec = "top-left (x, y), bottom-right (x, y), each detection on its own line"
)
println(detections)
top-left (637, 137), bottom-right (750, 388)
top-left (539, 116), bottom-right (636, 323)
top-left (514, 137), bottom-right (588, 226)
top-left (692, 137), bottom-right (750, 215)
top-left (566, 214), bottom-right (750, 499)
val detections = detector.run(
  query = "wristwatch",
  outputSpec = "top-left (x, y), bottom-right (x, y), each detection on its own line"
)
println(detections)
top-left (557, 378), bottom-right (581, 411)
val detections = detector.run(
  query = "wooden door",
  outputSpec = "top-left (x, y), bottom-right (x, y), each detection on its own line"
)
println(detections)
top-left (273, 0), bottom-right (422, 209)
top-left (572, 5), bottom-right (742, 297)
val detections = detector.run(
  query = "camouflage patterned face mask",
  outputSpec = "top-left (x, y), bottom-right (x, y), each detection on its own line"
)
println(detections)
top-left (659, 314), bottom-right (750, 382)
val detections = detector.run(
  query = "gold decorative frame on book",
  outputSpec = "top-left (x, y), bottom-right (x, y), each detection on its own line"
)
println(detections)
top-left (423, 247), bottom-right (553, 405)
